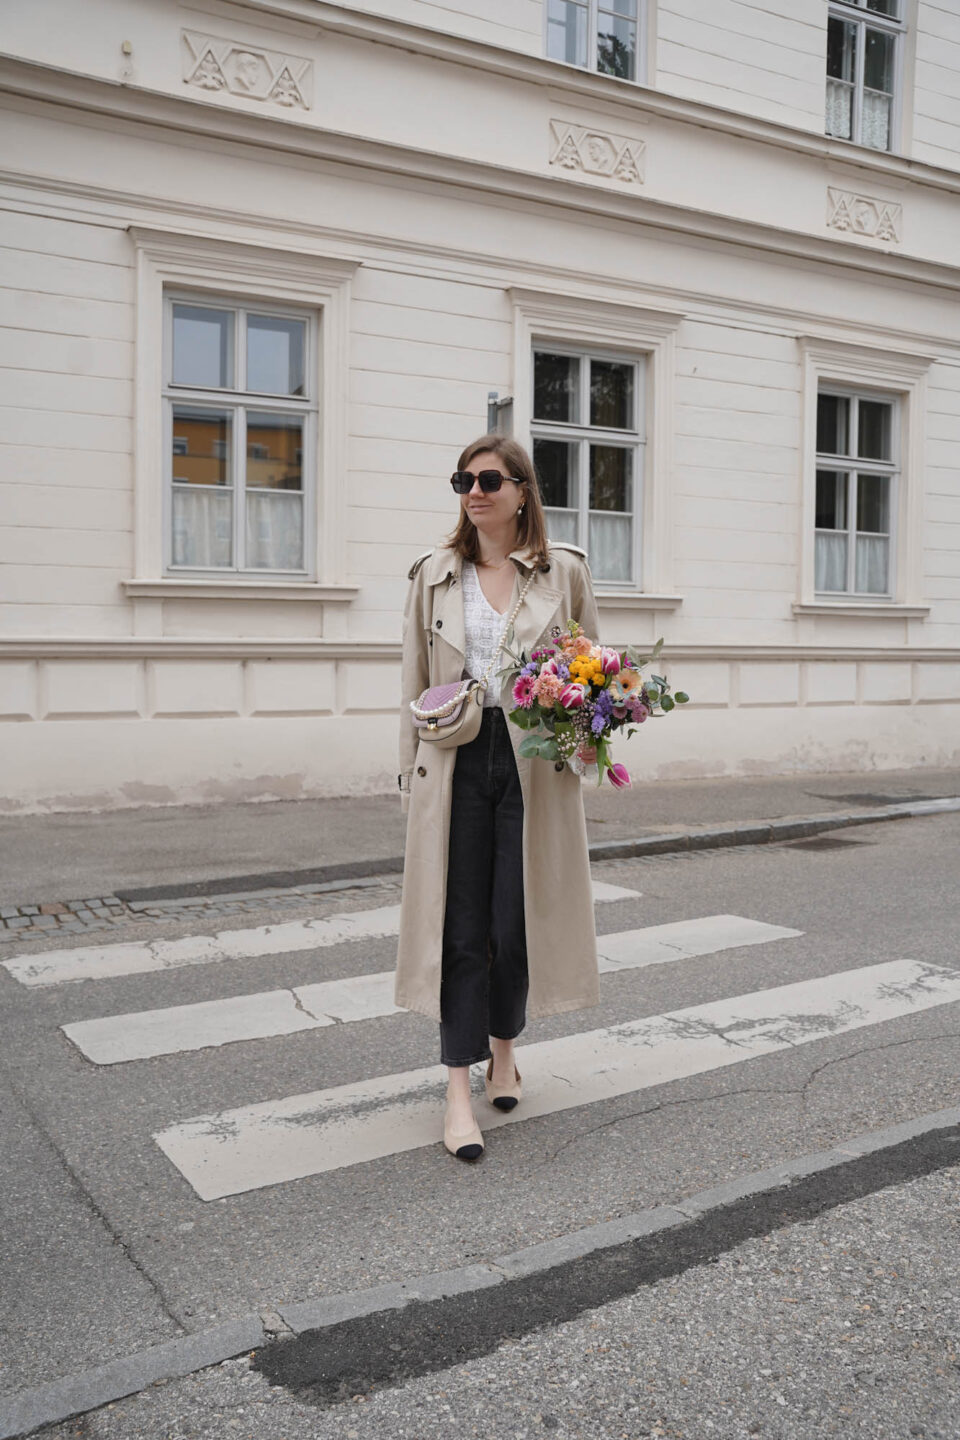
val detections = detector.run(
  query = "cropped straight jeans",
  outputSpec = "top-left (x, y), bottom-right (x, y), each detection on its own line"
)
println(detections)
top-left (439, 706), bottom-right (529, 1067)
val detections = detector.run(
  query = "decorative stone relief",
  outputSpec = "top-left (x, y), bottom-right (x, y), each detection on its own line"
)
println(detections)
top-left (182, 30), bottom-right (312, 110)
top-left (827, 187), bottom-right (901, 243)
top-left (549, 120), bottom-right (645, 185)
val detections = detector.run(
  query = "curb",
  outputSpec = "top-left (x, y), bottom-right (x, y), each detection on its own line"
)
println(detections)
top-left (3, 1104), bottom-right (958, 1438)
top-left (114, 795), bottom-right (960, 904)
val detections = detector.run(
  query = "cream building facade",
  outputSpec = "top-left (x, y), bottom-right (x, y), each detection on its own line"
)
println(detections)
top-left (1, 0), bottom-right (958, 812)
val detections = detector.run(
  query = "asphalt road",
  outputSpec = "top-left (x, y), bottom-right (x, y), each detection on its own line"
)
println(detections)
top-left (1, 812), bottom-right (958, 1437)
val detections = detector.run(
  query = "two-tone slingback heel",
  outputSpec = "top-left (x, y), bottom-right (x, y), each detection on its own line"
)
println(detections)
top-left (484, 1057), bottom-right (522, 1111)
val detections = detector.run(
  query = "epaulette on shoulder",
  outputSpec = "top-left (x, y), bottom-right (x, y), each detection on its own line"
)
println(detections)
top-left (548, 541), bottom-right (588, 561)
top-left (407, 549), bottom-right (434, 580)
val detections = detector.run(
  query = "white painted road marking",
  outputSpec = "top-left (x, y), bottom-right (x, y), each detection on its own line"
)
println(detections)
top-left (153, 958), bottom-right (960, 1200)
top-left (62, 916), bottom-right (801, 1064)
top-left (3, 882), bottom-right (641, 988)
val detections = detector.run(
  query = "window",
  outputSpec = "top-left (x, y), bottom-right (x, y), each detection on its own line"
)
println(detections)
top-left (826, 0), bottom-right (904, 152)
top-left (165, 298), bottom-right (313, 574)
top-left (546, 0), bottom-right (641, 82)
top-left (815, 389), bottom-right (896, 596)
top-left (532, 347), bottom-right (643, 585)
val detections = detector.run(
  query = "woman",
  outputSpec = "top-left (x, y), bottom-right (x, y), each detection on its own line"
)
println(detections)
top-left (395, 434), bottom-right (601, 1161)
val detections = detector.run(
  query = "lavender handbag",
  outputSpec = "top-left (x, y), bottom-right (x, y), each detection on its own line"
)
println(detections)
top-left (410, 569), bottom-right (535, 749)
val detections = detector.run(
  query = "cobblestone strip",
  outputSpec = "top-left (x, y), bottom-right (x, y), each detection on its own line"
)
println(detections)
top-left (0, 878), bottom-right (400, 944)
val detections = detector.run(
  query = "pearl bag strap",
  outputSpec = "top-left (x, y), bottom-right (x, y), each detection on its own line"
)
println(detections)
top-left (475, 566), bottom-right (537, 692)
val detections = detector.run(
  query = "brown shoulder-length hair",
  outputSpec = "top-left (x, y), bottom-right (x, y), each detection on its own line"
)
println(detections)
top-left (446, 434), bottom-right (550, 571)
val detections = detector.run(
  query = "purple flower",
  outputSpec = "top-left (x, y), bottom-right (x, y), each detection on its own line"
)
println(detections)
top-left (595, 689), bottom-right (614, 719)
top-left (591, 712), bottom-right (607, 736)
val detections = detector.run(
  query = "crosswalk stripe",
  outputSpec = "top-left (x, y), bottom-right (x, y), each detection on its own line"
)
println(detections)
top-left (153, 958), bottom-right (960, 1200)
top-left (62, 915), bottom-right (801, 1064)
top-left (2, 881), bottom-right (641, 989)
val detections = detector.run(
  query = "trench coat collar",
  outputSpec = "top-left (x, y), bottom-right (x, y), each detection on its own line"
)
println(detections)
top-left (424, 545), bottom-right (564, 665)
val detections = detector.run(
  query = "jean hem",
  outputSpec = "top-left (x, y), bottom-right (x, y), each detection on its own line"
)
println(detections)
top-left (441, 1048), bottom-right (493, 1068)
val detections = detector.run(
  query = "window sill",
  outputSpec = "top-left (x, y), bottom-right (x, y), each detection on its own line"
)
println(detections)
top-left (124, 579), bottom-right (359, 603)
top-left (596, 591), bottom-right (684, 610)
top-left (793, 602), bottom-right (930, 618)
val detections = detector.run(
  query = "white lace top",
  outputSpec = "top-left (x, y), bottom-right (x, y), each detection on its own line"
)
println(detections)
top-left (461, 560), bottom-right (510, 708)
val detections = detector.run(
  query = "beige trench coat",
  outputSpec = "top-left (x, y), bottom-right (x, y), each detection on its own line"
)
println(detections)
top-left (394, 541), bottom-right (602, 1023)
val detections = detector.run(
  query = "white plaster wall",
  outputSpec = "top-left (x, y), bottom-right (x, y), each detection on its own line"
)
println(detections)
top-left (655, 0), bottom-right (827, 132)
top-left (912, 0), bottom-right (960, 172)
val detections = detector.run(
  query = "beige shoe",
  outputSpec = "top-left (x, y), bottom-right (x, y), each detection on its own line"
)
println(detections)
top-left (443, 1104), bottom-right (484, 1161)
top-left (485, 1057), bottom-right (522, 1111)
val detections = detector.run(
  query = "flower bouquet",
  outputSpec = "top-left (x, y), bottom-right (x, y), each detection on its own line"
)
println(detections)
top-left (503, 622), bottom-right (688, 787)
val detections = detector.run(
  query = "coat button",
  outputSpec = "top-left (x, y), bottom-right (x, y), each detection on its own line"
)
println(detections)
top-left (554, 761), bottom-right (564, 772)
top-left (435, 619), bottom-right (443, 629)
top-left (417, 765), bottom-right (427, 777)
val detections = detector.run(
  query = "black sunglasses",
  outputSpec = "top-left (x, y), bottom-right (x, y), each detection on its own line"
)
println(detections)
top-left (450, 470), bottom-right (522, 495)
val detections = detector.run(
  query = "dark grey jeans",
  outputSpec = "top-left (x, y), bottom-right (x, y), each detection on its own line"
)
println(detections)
top-left (439, 706), bottom-right (529, 1067)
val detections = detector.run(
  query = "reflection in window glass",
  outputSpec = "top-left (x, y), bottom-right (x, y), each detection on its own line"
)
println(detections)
top-left (246, 412), bottom-right (303, 491)
top-left (858, 400), bottom-right (892, 460)
top-left (866, 0), bottom-right (898, 17)
top-left (172, 305), bottom-right (234, 389)
top-left (597, 9), bottom-right (636, 79)
top-left (590, 360), bottom-right (633, 429)
top-left (826, 17), bottom-right (857, 140)
top-left (857, 474), bottom-right (889, 533)
top-left (533, 437), bottom-right (577, 510)
top-left (816, 469), bottom-right (847, 530)
top-left (247, 314), bottom-right (306, 396)
top-left (171, 406), bottom-right (232, 485)
top-left (590, 445), bottom-right (631, 512)
top-left (534, 352), bottom-right (580, 424)
top-left (546, 0), bottom-right (588, 66)
top-left (817, 394), bottom-right (849, 457)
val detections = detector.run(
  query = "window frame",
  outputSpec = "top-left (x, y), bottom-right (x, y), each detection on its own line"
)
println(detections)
top-left (826, 0), bottom-right (906, 154)
top-left (814, 386), bottom-right (899, 599)
top-left (162, 291), bottom-right (317, 578)
top-left (544, 0), bottom-right (646, 86)
top-left (530, 341), bottom-right (645, 587)
top-left (128, 228), bottom-right (357, 598)
top-left (510, 287), bottom-right (684, 605)
top-left (797, 338), bottom-right (932, 618)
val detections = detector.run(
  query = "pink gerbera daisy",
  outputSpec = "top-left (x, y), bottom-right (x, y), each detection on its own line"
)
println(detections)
top-left (512, 675), bottom-right (536, 708)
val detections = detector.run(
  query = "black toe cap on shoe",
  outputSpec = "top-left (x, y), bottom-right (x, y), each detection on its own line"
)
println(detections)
top-left (493, 1096), bottom-right (518, 1111)
top-left (456, 1143), bottom-right (484, 1160)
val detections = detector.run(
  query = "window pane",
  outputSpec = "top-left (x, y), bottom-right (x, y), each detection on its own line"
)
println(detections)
top-left (857, 474), bottom-right (889, 532)
top-left (172, 488), bottom-right (233, 568)
top-left (246, 412), bottom-right (303, 491)
top-left (172, 305), bottom-right (233, 389)
top-left (857, 401), bottom-right (891, 461)
top-left (171, 406), bottom-right (232, 486)
top-left (827, 16), bottom-right (857, 82)
top-left (247, 314), bottom-right (306, 396)
top-left (589, 513), bottom-right (632, 582)
top-left (862, 89), bottom-right (891, 149)
top-left (533, 437), bottom-right (578, 509)
top-left (597, 14), bottom-right (637, 80)
top-left (603, 0), bottom-right (637, 15)
top-left (855, 534), bottom-right (889, 592)
top-left (864, 27), bottom-right (895, 92)
top-left (816, 532), bottom-right (848, 591)
top-left (817, 394), bottom-right (849, 457)
top-left (534, 352), bottom-right (580, 423)
top-left (590, 445), bottom-right (631, 512)
top-left (246, 491), bottom-right (304, 571)
top-left (816, 470), bottom-right (848, 530)
top-left (590, 360), bottom-right (634, 430)
top-left (866, 0), bottom-right (898, 14)
top-left (546, 0), bottom-right (588, 66)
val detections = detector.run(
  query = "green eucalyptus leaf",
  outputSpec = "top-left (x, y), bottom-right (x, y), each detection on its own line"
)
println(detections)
top-left (518, 734), bottom-right (544, 757)
top-left (675, 691), bottom-right (689, 703)
top-left (660, 694), bottom-right (675, 712)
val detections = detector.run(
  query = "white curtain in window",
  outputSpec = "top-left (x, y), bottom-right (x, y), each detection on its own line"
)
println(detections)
top-left (855, 535), bottom-right (889, 593)
top-left (172, 489), bottom-right (232, 568)
top-left (546, 509), bottom-right (579, 546)
top-left (815, 532), bottom-right (847, 592)
top-left (246, 491), bottom-right (304, 571)
top-left (862, 91), bottom-right (891, 149)
top-left (589, 513), bottom-right (632, 584)
top-left (825, 79), bottom-right (853, 138)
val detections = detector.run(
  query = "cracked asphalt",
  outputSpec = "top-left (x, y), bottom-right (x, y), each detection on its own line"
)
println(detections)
top-left (1, 811), bottom-right (958, 1436)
